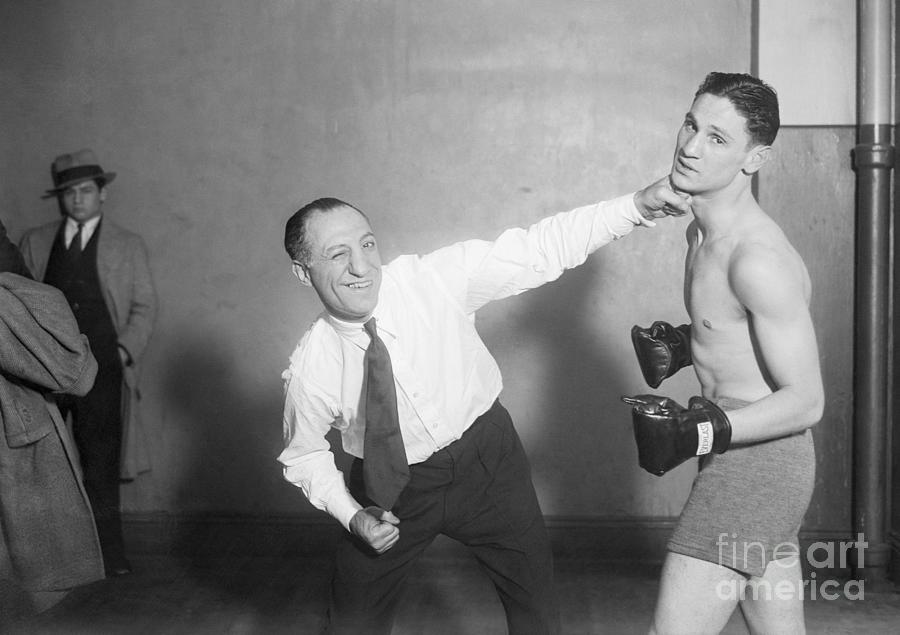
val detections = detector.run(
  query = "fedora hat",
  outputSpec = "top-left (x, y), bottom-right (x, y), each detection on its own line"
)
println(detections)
top-left (42, 148), bottom-right (116, 198)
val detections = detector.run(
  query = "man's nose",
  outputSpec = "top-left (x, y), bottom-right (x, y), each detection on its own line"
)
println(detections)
top-left (348, 250), bottom-right (369, 275)
top-left (682, 133), bottom-right (702, 157)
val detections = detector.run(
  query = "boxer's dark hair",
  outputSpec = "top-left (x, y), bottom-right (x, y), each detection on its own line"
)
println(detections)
top-left (284, 197), bottom-right (369, 265)
top-left (696, 72), bottom-right (780, 147)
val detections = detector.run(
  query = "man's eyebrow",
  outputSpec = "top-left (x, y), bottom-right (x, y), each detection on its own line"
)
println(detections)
top-left (708, 123), bottom-right (734, 141)
top-left (686, 112), bottom-right (734, 141)
top-left (323, 233), bottom-right (374, 254)
top-left (323, 242), bottom-right (350, 255)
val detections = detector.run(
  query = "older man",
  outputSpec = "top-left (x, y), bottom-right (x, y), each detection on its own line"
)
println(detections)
top-left (20, 149), bottom-right (157, 577)
top-left (279, 177), bottom-right (689, 634)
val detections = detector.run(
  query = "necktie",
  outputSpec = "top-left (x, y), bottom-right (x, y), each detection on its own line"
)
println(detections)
top-left (362, 318), bottom-right (409, 509)
top-left (69, 222), bottom-right (84, 254)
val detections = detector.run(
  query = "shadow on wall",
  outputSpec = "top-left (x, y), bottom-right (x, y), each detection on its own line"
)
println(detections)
top-left (112, 324), bottom-right (346, 619)
top-left (160, 326), bottom-right (291, 517)
top-left (481, 256), bottom-right (661, 553)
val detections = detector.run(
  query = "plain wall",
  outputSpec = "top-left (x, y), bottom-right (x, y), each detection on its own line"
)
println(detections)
top-left (0, 1), bottom-right (853, 533)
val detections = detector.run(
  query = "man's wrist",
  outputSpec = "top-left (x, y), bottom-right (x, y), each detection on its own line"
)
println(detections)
top-left (597, 193), bottom-right (645, 239)
top-left (631, 191), bottom-right (648, 221)
top-left (330, 496), bottom-right (364, 532)
top-left (630, 191), bottom-right (657, 226)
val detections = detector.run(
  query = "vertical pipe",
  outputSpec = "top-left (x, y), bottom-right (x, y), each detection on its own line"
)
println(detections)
top-left (853, 0), bottom-right (893, 584)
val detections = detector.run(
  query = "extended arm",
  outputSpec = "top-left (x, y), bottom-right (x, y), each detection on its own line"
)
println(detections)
top-left (426, 177), bottom-right (691, 313)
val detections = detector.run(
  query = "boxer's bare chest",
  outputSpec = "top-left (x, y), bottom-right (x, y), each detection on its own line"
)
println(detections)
top-left (685, 233), bottom-right (746, 337)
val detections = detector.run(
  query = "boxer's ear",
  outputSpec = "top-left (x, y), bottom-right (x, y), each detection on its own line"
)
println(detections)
top-left (743, 144), bottom-right (771, 175)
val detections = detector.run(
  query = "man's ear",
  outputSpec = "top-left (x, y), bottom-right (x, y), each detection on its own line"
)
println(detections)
top-left (99, 187), bottom-right (108, 203)
top-left (743, 145), bottom-right (771, 175)
top-left (292, 261), bottom-right (312, 286)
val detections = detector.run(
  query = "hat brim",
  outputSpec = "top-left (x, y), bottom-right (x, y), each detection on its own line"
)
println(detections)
top-left (42, 172), bottom-right (116, 199)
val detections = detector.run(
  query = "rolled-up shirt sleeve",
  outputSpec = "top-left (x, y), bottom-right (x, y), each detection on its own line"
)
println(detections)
top-left (423, 193), bottom-right (642, 313)
top-left (278, 367), bottom-right (362, 531)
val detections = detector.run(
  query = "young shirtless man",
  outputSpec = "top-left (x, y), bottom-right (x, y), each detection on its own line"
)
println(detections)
top-left (623, 72), bottom-right (824, 634)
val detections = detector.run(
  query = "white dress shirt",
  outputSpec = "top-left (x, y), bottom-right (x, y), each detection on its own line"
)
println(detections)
top-left (64, 215), bottom-right (102, 249)
top-left (279, 193), bottom-right (644, 529)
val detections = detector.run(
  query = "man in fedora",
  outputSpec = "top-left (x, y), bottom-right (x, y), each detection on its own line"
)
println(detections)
top-left (19, 149), bottom-right (157, 577)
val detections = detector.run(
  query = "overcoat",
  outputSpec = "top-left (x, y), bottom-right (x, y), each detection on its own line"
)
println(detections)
top-left (0, 273), bottom-right (104, 590)
top-left (19, 219), bottom-right (157, 479)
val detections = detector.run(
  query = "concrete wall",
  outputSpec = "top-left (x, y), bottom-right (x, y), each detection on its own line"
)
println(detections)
top-left (757, 129), bottom-right (856, 535)
top-left (0, 1), bottom-right (853, 535)
top-left (755, 0), bottom-right (858, 537)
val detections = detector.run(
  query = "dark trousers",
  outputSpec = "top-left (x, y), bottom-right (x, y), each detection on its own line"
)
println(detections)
top-left (61, 362), bottom-right (126, 572)
top-left (328, 400), bottom-right (559, 635)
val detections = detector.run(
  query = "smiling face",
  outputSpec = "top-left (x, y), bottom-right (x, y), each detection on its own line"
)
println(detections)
top-left (670, 93), bottom-right (769, 196)
top-left (292, 204), bottom-right (382, 322)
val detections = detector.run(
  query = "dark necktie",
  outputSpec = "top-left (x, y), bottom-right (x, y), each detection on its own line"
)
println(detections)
top-left (69, 222), bottom-right (84, 254)
top-left (362, 318), bottom-right (409, 509)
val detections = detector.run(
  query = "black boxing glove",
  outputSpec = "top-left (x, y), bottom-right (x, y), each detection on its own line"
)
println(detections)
top-left (621, 394), bottom-right (732, 476)
top-left (631, 321), bottom-right (692, 389)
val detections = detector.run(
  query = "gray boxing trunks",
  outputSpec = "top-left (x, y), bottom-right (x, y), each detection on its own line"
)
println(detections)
top-left (667, 397), bottom-right (816, 577)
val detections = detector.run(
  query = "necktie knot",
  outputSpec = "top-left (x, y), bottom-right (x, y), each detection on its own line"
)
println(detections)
top-left (364, 317), bottom-right (377, 339)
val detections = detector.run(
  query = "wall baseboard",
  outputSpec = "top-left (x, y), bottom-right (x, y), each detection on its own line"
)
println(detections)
top-left (122, 512), bottom-right (856, 576)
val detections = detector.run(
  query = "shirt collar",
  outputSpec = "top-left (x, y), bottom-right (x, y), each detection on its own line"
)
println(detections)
top-left (326, 313), bottom-right (367, 338)
top-left (326, 307), bottom-right (397, 349)
top-left (67, 215), bottom-right (102, 233)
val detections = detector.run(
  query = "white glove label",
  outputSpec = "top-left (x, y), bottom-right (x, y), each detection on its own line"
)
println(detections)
top-left (696, 422), bottom-right (713, 455)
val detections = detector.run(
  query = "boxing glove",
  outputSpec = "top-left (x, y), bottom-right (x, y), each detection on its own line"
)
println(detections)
top-left (631, 321), bottom-right (692, 389)
top-left (621, 394), bottom-right (732, 476)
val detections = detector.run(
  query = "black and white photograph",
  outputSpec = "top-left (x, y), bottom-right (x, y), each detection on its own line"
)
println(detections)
top-left (2, 1), bottom-right (900, 633)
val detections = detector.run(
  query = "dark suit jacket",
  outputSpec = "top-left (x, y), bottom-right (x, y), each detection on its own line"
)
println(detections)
top-left (0, 273), bottom-right (104, 591)
top-left (20, 217), bottom-right (157, 478)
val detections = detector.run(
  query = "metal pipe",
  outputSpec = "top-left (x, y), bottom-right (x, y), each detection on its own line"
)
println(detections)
top-left (853, 0), bottom-right (893, 584)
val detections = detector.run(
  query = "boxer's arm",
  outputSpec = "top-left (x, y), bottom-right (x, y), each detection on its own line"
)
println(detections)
top-left (723, 246), bottom-right (824, 443)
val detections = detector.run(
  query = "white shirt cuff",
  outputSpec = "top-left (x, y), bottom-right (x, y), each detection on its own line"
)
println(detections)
top-left (328, 491), bottom-right (364, 532)
top-left (599, 192), bottom-right (647, 239)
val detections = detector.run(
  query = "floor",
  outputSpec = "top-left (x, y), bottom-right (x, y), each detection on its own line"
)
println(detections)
top-left (6, 539), bottom-right (900, 634)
